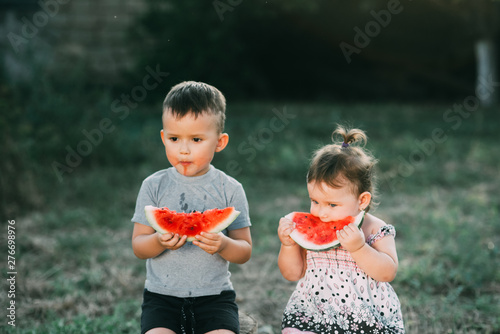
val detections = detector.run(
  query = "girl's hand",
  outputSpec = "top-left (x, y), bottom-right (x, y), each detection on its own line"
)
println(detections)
top-left (337, 223), bottom-right (365, 253)
top-left (193, 232), bottom-right (226, 255)
top-left (157, 232), bottom-right (187, 250)
top-left (278, 217), bottom-right (297, 247)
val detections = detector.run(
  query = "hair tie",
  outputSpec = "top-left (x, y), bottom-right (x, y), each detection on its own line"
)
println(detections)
top-left (342, 142), bottom-right (349, 148)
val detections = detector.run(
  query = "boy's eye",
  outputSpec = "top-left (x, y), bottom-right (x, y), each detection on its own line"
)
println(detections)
top-left (329, 203), bottom-right (337, 208)
top-left (193, 138), bottom-right (202, 142)
top-left (169, 137), bottom-right (178, 142)
top-left (311, 200), bottom-right (318, 205)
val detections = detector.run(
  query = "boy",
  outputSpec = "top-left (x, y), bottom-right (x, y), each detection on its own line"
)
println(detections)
top-left (132, 81), bottom-right (252, 334)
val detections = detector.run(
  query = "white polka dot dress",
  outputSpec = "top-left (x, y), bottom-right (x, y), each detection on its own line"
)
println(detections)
top-left (282, 225), bottom-right (404, 334)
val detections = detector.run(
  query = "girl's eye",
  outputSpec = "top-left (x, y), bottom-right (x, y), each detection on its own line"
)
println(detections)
top-left (329, 203), bottom-right (337, 208)
top-left (311, 200), bottom-right (318, 205)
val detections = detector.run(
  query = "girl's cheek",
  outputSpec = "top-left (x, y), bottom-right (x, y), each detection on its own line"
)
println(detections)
top-left (309, 204), bottom-right (318, 216)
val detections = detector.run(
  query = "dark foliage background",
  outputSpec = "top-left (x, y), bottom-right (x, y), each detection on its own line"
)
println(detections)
top-left (125, 0), bottom-right (489, 102)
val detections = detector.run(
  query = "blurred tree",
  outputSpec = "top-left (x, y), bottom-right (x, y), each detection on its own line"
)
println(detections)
top-left (428, 0), bottom-right (500, 106)
top-left (126, 0), bottom-right (497, 102)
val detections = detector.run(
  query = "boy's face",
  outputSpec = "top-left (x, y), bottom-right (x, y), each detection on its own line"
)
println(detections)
top-left (307, 180), bottom-right (370, 222)
top-left (161, 109), bottom-right (228, 177)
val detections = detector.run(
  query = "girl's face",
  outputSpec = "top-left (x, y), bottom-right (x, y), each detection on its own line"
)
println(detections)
top-left (307, 180), bottom-right (371, 222)
top-left (161, 110), bottom-right (228, 177)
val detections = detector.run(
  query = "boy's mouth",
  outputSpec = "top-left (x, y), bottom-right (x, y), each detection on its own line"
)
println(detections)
top-left (179, 161), bottom-right (192, 175)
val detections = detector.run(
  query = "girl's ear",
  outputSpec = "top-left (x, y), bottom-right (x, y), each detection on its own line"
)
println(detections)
top-left (358, 191), bottom-right (372, 211)
top-left (215, 133), bottom-right (229, 152)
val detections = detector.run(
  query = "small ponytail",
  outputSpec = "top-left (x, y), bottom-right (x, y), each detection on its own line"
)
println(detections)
top-left (332, 126), bottom-right (367, 148)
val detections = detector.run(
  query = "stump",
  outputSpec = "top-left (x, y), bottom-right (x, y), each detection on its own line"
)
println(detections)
top-left (239, 311), bottom-right (258, 334)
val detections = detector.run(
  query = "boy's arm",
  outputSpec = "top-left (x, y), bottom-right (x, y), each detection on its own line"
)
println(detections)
top-left (132, 222), bottom-right (187, 259)
top-left (193, 227), bottom-right (252, 264)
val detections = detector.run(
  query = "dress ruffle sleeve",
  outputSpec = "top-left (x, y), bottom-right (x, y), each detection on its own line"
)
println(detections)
top-left (366, 224), bottom-right (396, 246)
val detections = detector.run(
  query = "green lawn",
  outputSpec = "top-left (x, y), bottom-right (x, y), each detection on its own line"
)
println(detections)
top-left (3, 102), bottom-right (499, 333)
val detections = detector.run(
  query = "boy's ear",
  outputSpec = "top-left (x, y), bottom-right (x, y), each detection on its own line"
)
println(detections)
top-left (215, 133), bottom-right (229, 152)
top-left (160, 129), bottom-right (166, 145)
top-left (358, 191), bottom-right (372, 211)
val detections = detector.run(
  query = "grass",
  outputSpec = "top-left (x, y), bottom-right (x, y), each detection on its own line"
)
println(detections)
top-left (2, 101), bottom-right (500, 333)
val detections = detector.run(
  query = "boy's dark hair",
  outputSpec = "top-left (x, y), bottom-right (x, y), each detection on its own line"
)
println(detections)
top-left (307, 125), bottom-right (378, 212)
top-left (163, 81), bottom-right (226, 133)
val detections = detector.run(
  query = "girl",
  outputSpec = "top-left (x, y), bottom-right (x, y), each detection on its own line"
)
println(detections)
top-left (278, 126), bottom-right (404, 334)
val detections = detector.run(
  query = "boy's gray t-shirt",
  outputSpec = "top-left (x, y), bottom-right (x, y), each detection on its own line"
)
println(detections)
top-left (131, 165), bottom-right (251, 298)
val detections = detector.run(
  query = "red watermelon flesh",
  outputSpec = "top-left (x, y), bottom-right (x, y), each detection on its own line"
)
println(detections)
top-left (145, 205), bottom-right (240, 241)
top-left (288, 211), bottom-right (365, 251)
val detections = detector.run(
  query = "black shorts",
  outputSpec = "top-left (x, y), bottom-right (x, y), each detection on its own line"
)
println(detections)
top-left (141, 289), bottom-right (239, 334)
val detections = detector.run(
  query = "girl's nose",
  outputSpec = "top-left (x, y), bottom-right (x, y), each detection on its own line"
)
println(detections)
top-left (311, 205), bottom-right (326, 220)
top-left (318, 207), bottom-right (329, 220)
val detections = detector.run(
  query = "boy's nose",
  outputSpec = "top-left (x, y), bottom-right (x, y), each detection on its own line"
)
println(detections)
top-left (179, 141), bottom-right (190, 154)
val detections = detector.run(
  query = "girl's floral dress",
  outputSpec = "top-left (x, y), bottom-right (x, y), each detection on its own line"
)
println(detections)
top-left (282, 225), bottom-right (404, 334)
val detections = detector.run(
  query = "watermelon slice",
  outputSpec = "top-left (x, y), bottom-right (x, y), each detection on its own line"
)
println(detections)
top-left (288, 211), bottom-right (365, 251)
top-left (144, 205), bottom-right (240, 241)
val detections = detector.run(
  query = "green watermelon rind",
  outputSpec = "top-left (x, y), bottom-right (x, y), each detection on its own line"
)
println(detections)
top-left (144, 205), bottom-right (240, 242)
top-left (289, 211), bottom-right (365, 252)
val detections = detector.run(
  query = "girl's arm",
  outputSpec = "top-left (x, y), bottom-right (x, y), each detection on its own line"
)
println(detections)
top-left (337, 215), bottom-right (398, 282)
top-left (277, 217), bottom-right (307, 281)
top-left (278, 244), bottom-right (307, 281)
top-left (350, 234), bottom-right (398, 282)
top-left (132, 222), bottom-right (187, 259)
top-left (193, 227), bottom-right (252, 264)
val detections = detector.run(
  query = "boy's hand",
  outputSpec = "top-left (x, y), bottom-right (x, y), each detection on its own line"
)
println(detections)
top-left (193, 232), bottom-right (226, 255)
top-left (157, 232), bottom-right (187, 250)
top-left (278, 217), bottom-right (297, 247)
top-left (336, 223), bottom-right (365, 253)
